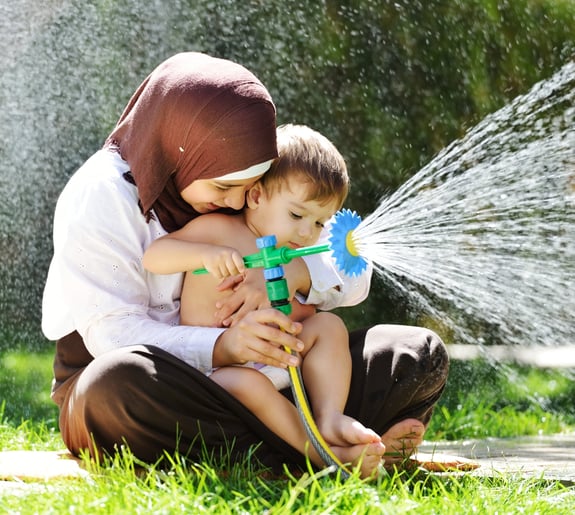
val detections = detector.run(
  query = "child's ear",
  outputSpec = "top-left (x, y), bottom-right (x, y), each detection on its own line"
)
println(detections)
top-left (246, 183), bottom-right (263, 209)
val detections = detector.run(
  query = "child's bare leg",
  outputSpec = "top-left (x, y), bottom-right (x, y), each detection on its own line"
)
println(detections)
top-left (210, 366), bottom-right (325, 466)
top-left (299, 313), bottom-right (381, 448)
top-left (211, 364), bottom-right (384, 478)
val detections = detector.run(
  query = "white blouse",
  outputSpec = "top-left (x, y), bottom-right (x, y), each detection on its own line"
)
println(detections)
top-left (42, 150), bottom-right (372, 372)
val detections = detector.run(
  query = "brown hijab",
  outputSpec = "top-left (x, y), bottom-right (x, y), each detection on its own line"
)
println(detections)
top-left (105, 52), bottom-right (277, 232)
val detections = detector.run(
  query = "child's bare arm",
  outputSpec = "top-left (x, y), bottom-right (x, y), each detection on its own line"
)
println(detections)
top-left (142, 215), bottom-right (245, 279)
top-left (143, 238), bottom-right (243, 278)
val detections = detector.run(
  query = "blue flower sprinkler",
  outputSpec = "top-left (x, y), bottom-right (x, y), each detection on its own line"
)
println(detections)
top-left (193, 209), bottom-right (369, 478)
top-left (328, 208), bottom-right (367, 277)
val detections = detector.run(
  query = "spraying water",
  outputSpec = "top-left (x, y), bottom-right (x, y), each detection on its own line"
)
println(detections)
top-left (354, 61), bottom-right (575, 347)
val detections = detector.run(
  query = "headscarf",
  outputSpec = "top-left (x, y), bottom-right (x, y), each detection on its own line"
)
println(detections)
top-left (105, 52), bottom-right (277, 232)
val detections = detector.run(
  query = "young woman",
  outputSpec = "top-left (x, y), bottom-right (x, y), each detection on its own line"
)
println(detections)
top-left (42, 52), bottom-right (449, 476)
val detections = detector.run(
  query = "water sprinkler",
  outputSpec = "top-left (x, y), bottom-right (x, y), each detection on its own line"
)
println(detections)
top-left (328, 209), bottom-right (367, 277)
top-left (193, 208), bottom-right (368, 278)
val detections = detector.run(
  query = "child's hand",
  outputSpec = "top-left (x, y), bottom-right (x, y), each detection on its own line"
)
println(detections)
top-left (202, 246), bottom-right (245, 280)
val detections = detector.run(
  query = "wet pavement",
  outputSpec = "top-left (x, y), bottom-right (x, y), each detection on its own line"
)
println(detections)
top-left (419, 432), bottom-right (575, 484)
top-left (446, 344), bottom-right (575, 368)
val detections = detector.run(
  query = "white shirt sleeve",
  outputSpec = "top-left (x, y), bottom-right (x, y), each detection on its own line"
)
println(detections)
top-left (297, 217), bottom-right (373, 311)
top-left (42, 151), bottom-right (220, 373)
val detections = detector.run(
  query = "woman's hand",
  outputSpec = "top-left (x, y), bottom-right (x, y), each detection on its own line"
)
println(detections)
top-left (212, 309), bottom-right (304, 369)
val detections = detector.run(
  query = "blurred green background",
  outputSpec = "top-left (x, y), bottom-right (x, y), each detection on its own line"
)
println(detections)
top-left (1, 0), bottom-right (574, 350)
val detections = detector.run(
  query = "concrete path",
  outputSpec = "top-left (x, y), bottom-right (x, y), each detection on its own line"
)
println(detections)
top-left (2, 433), bottom-right (575, 491)
top-left (446, 344), bottom-right (575, 368)
top-left (0, 450), bottom-right (88, 482)
top-left (419, 432), bottom-right (575, 484)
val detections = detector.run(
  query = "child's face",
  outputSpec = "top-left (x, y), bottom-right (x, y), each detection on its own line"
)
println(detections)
top-left (248, 180), bottom-right (340, 249)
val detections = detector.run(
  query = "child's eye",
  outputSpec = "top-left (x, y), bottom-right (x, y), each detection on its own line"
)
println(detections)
top-left (290, 212), bottom-right (302, 220)
top-left (215, 185), bottom-right (230, 192)
top-left (316, 221), bottom-right (325, 229)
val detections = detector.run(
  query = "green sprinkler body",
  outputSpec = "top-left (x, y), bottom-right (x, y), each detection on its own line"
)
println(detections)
top-left (253, 236), bottom-right (331, 316)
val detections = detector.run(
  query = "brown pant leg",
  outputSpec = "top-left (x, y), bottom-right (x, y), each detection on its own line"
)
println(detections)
top-left (52, 325), bottom-right (448, 471)
top-left (344, 324), bottom-right (449, 433)
top-left (53, 336), bottom-right (306, 472)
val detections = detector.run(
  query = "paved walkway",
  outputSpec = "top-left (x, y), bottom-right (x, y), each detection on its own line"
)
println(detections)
top-left (446, 344), bottom-right (575, 368)
top-left (419, 432), bottom-right (575, 484)
top-left (2, 433), bottom-right (575, 491)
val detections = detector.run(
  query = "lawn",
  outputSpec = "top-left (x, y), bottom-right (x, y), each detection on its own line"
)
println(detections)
top-left (1, 347), bottom-right (575, 513)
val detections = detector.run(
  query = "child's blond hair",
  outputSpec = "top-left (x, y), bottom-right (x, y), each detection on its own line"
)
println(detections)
top-left (259, 124), bottom-right (349, 209)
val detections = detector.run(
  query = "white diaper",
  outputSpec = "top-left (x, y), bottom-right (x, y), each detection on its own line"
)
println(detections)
top-left (207, 361), bottom-right (291, 390)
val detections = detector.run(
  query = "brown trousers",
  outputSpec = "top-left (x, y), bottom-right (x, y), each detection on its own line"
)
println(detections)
top-left (51, 325), bottom-right (448, 472)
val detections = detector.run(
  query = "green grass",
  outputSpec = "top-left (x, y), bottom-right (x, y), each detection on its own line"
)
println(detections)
top-left (1, 348), bottom-right (575, 513)
top-left (1, 445), bottom-right (574, 514)
top-left (0, 349), bottom-right (59, 426)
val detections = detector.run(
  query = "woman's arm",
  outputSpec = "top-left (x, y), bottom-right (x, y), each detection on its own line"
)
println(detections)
top-left (301, 217), bottom-right (373, 310)
top-left (42, 157), bottom-right (220, 372)
top-left (301, 249), bottom-right (373, 309)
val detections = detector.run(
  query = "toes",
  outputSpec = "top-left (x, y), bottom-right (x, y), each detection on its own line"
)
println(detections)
top-left (381, 419), bottom-right (426, 461)
top-left (382, 418), bottom-right (425, 442)
top-left (387, 418), bottom-right (425, 437)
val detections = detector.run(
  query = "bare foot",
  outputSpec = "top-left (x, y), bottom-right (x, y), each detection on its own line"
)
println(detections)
top-left (317, 412), bottom-right (381, 447)
top-left (332, 441), bottom-right (386, 479)
top-left (380, 418), bottom-right (425, 468)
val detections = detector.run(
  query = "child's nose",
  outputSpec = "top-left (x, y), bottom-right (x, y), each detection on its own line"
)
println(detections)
top-left (299, 224), bottom-right (314, 240)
